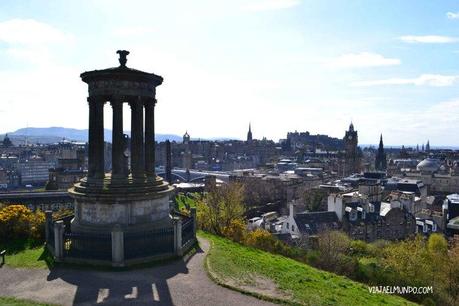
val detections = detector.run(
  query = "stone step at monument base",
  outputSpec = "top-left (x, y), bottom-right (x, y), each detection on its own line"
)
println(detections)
top-left (85, 174), bottom-right (166, 187)
top-left (69, 174), bottom-right (174, 203)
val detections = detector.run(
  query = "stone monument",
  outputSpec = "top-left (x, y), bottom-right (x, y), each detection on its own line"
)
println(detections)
top-left (69, 50), bottom-right (174, 234)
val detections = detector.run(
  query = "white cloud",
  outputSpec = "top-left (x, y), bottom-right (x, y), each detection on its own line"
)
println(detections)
top-left (324, 52), bottom-right (400, 69)
top-left (447, 12), bottom-right (459, 19)
top-left (352, 74), bottom-right (459, 87)
top-left (372, 99), bottom-right (459, 145)
top-left (113, 26), bottom-right (156, 37)
top-left (399, 35), bottom-right (458, 43)
top-left (242, 0), bottom-right (300, 11)
top-left (0, 66), bottom-right (86, 133)
top-left (0, 19), bottom-right (74, 67)
top-left (0, 19), bottom-right (72, 45)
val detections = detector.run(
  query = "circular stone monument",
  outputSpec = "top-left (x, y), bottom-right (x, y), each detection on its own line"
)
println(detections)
top-left (69, 50), bottom-right (174, 234)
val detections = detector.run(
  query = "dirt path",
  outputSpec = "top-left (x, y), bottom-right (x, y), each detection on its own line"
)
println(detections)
top-left (0, 238), bottom-right (275, 306)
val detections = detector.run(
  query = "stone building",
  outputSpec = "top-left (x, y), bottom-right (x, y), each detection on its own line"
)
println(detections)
top-left (403, 158), bottom-right (459, 194)
top-left (285, 131), bottom-right (343, 151)
top-left (328, 177), bottom-right (416, 242)
top-left (155, 132), bottom-right (279, 172)
top-left (17, 157), bottom-right (55, 186)
top-left (47, 143), bottom-right (86, 190)
top-left (341, 202), bottom-right (416, 242)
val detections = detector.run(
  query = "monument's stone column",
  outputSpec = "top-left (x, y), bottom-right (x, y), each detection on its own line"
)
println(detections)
top-left (144, 98), bottom-right (155, 178)
top-left (130, 97), bottom-right (145, 179)
top-left (111, 97), bottom-right (125, 179)
top-left (88, 97), bottom-right (105, 179)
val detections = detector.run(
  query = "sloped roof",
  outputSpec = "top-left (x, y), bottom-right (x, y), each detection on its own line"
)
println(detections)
top-left (294, 211), bottom-right (339, 234)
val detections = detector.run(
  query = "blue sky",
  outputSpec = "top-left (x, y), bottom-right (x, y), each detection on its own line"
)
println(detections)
top-left (1, 0), bottom-right (459, 146)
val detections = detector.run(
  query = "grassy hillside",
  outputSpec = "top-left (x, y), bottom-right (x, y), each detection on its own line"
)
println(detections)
top-left (201, 232), bottom-right (416, 306)
top-left (0, 239), bottom-right (53, 269)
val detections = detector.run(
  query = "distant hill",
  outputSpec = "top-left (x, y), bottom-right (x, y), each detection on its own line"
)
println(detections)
top-left (2, 127), bottom-right (182, 144)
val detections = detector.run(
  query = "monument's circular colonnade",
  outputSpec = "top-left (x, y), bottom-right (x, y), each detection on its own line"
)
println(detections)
top-left (68, 50), bottom-right (175, 234)
top-left (44, 51), bottom-right (195, 267)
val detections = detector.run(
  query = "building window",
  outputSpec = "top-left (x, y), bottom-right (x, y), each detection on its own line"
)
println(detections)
top-left (292, 225), bottom-right (295, 232)
top-left (350, 211), bottom-right (357, 221)
top-left (287, 223), bottom-right (289, 229)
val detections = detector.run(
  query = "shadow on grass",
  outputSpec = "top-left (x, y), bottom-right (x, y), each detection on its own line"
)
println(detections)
top-left (37, 246), bottom-right (55, 269)
top-left (0, 238), bottom-right (56, 269)
top-left (0, 238), bottom-right (43, 254)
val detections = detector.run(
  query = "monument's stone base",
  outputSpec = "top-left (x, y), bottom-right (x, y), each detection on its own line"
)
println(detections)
top-left (68, 174), bottom-right (175, 234)
top-left (71, 196), bottom-right (173, 234)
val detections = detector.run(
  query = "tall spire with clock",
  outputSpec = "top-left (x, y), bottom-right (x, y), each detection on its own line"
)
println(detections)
top-left (343, 122), bottom-right (360, 175)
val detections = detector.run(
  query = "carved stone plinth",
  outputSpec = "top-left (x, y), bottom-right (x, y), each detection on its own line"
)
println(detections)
top-left (69, 174), bottom-right (174, 234)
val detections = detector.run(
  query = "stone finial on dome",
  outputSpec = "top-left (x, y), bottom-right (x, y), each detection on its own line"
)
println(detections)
top-left (116, 50), bottom-right (130, 67)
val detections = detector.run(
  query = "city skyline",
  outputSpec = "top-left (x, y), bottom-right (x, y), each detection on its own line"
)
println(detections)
top-left (1, 1), bottom-right (459, 145)
top-left (0, 125), bottom-right (444, 149)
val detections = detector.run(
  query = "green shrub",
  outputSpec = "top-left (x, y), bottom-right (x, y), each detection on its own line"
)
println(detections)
top-left (350, 240), bottom-right (370, 256)
top-left (305, 250), bottom-right (320, 266)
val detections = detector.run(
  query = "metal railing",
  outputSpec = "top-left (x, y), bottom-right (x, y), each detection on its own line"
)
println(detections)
top-left (63, 232), bottom-right (112, 261)
top-left (47, 212), bottom-right (196, 265)
top-left (124, 227), bottom-right (175, 260)
top-left (182, 217), bottom-right (195, 248)
top-left (47, 221), bottom-right (55, 249)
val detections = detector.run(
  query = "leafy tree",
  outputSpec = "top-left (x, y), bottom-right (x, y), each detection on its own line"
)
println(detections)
top-left (316, 231), bottom-right (352, 272)
top-left (196, 182), bottom-right (245, 235)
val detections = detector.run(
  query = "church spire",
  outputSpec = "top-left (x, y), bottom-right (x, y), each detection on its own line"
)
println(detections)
top-left (247, 122), bottom-right (253, 143)
top-left (375, 133), bottom-right (387, 171)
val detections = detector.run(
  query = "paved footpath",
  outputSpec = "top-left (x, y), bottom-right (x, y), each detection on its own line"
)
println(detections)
top-left (0, 238), bottom-right (275, 306)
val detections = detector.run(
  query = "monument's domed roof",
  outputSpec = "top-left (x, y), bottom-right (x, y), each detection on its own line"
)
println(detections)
top-left (80, 50), bottom-right (163, 85)
top-left (417, 158), bottom-right (440, 173)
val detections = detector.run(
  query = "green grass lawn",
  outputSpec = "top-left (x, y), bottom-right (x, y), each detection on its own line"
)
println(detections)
top-left (0, 239), bottom-right (53, 269)
top-left (200, 232), bottom-right (417, 306)
top-left (0, 297), bottom-right (54, 306)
